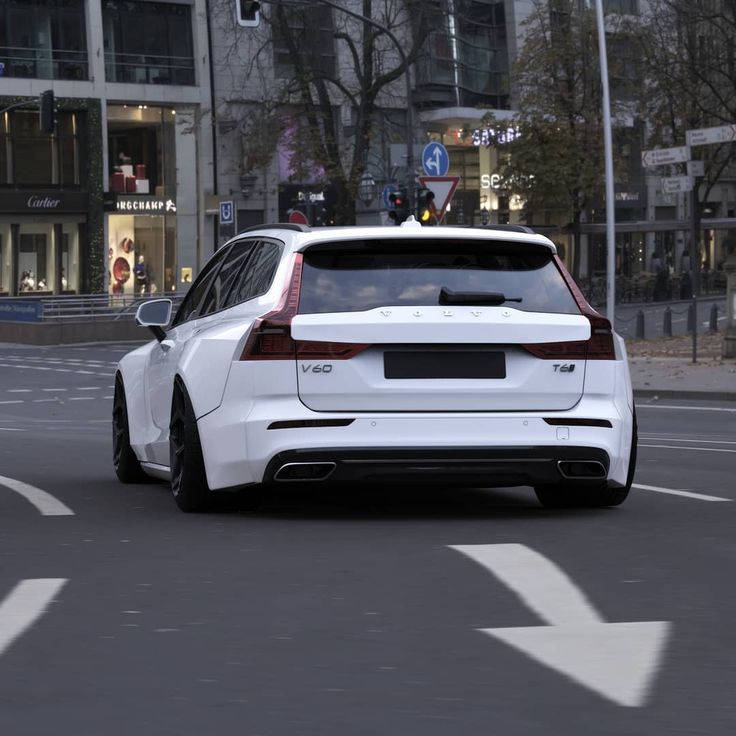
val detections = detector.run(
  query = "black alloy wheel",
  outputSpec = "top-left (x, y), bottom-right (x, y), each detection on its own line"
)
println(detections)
top-left (169, 380), bottom-right (211, 512)
top-left (112, 376), bottom-right (147, 483)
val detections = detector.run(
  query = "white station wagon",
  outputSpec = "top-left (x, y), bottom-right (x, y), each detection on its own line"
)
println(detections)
top-left (113, 219), bottom-right (636, 512)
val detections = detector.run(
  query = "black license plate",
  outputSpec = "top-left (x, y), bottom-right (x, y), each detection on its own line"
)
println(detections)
top-left (384, 351), bottom-right (506, 379)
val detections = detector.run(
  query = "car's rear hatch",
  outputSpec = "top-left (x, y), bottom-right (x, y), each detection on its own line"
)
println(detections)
top-left (291, 238), bottom-right (591, 412)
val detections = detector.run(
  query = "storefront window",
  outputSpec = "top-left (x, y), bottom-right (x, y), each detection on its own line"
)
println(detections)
top-left (0, 231), bottom-right (6, 294)
top-left (0, 113), bottom-right (8, 185)
top-left (5, 110), bottom-right (81, 186)
top-left (18, 232), bottom-right (52, 292)
top-left (61, 225), bottom-right (79, 292)
top-left (107, 105), bottom-right (175, 196)
top-left (108, 214), bottom-right (174, 296)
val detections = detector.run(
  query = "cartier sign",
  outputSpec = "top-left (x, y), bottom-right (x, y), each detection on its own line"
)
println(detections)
top-left (0, 190), bottom-right (87, 213)
top-left (27, 195), bottom-right (61, 209)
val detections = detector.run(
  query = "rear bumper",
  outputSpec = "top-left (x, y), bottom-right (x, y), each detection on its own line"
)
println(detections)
top-left (263, 446), bottom-right (610, 487)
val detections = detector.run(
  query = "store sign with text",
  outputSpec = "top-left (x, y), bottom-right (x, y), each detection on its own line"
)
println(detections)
top-left (114, 196), bottom-right (177, 214)
top-left (0, 191), bottom-right (87, 213)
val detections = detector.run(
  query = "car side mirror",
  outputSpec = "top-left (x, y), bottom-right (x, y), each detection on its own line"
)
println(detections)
top-left (135, 299), bottom-right (172, 342)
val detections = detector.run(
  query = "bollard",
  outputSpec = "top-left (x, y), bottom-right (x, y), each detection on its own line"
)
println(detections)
top-left (635, 309), bottom-right (645, 340)
top-left (709, 302), bottom-right (718, 333)
top-left (663, 306), bottom-right (672, 337)
top-left (687, 301), bottom-right (696, 333)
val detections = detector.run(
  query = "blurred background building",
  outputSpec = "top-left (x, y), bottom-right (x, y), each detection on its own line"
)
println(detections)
top-left (1, 0), bottom-right (733, 301)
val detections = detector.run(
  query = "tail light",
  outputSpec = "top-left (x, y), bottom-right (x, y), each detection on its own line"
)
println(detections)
top-left (521, 255), bottom-right (615, 360)
top-left (240, 253), bottom-right (369, 361)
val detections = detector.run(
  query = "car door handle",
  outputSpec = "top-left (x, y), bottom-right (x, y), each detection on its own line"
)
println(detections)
top-left (160, 339), bottom-right (176, 352)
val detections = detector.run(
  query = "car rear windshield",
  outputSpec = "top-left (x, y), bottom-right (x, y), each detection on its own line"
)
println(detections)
top-left (298, 239), bottom-right (579, 315)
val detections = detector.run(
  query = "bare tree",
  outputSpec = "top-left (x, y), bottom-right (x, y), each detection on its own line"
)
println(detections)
top-left (212, 0), bottom-right (433, 223)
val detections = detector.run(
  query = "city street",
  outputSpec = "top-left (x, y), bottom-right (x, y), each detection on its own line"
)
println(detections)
top-left (1, 343), bottom-right (735, 735)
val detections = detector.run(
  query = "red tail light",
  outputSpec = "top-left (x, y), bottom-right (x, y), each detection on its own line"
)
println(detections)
top-left (240, 253), bottom-right (369, 361)
top-left (521, 255), bottom-right (616, 360)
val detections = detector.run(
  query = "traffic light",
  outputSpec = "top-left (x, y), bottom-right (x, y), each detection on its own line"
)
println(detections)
top-left (236, 0), bottom-right (260, 26)
top-left (39, 90), bottom-right (55, 134)
top-left (417, 188), bottom-right (437, 225)
top-left (388, 188), bottom-right (409, 224)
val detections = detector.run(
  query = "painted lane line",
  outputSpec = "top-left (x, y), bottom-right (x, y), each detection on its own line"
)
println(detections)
top-left (6, 389), bottom-right (32, 393)
top-left (639, 436), bottom-right (736, 445)
top-left (632, 483), bottom-right (731, 502)
top-left (41, 388), bottom-right (68, 392)
top-left (0, 400), bottom-right (24, 405)
top-left (640, 443), bottom-right (736, 454)
top-left (0, 428), bottom-right (25, 432)
top-left (77, 387), bottom-right (102, 391)
top-left (0, 475), bottom-right (75, 516)
top-left (68, 396), bottom-right (96, 401)
top-left (32, 399), bottom-right (57, 403)
top-left (637, 404), bottom-right (736, 413)
top-left (0, 579), bottom-right (68, 658)
top-left (450, 544), bottom-right (670, 707)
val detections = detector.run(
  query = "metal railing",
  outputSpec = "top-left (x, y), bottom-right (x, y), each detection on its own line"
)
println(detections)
top-left (0, 292), bottom-right (185, 322)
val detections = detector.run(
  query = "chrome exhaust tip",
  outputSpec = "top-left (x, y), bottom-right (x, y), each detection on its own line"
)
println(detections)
top-left (273, 462), bottom-right (336, 482)
top-left (557, 460), bottom-right (607, 480)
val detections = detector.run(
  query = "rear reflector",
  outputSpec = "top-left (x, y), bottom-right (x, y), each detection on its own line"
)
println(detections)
top-left (543, 418), bottom-right (612, 428)
top-left (267, 419), bottom-right (355, 430)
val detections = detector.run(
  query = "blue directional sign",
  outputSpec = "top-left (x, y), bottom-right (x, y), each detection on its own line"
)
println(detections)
top-left (219, 200), bottom-right (234, 226)
top-left (422, 142), bottom-right (450, 177)
top-left (382, 184), bottom-right (398, 209)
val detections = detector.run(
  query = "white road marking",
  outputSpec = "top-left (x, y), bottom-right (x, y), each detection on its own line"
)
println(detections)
top-left (0, 579), bottom-right (68, 658)
top-left (0, 475), bottom-right (75, 515)
top-left (0, 428), bottom-right (25, 432)
top-left (639, 436), bottom-right (736, 445)
top-left (41, 388), bottom-right (67, 392)
top-left (77, 387), bottom-right (102, 391)
top-left (450, 544), bottom-right (670, 708)
top-left (0, 400), bottom-right (23, 405)
top-left (640, 443), bottom-right (736, 454)
top-left (637, 404), bottom-right (736, 413)
top-left (68, 396), bottom-right (96, 401)
top-left (6, 389), bottom-right (32, 393)
top-left (632, 483), bottom-right (731, 502)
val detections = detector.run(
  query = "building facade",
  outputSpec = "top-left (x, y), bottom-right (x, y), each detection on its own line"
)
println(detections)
top-left (0, 0), bottom-right (215, 297)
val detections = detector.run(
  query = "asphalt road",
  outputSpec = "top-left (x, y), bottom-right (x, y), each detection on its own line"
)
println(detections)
top-left (0, 343), bottom-right (735, 735)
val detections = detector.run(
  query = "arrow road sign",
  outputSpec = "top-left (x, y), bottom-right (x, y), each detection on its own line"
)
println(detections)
top-left (422, 142), bottom-right (449, 177)
top-left (662, 175), bottom-right (693, 194)
top-left (641, 146), bottom-right (690, 167)
top-left (418, 176), bottom-right (460, 223)
top-left (686, 124), bottom-right (736, 147)
top-left (450, 543), bottom-right (671, 707)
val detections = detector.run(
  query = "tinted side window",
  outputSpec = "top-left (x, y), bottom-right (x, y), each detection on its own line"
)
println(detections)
top-left (225, 241), bottom-right (283, 306)
top-left (199, 240), bottom-right (257, 316)
top-left (171, 245), bottom-right (232, 326)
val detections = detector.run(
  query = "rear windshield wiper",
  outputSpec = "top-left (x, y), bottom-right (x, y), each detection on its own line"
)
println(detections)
top-left (439, 287), bottom-right (522, 306)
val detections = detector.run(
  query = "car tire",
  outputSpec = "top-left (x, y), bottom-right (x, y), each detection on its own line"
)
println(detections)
top-left (169, 380), bottom-right (211, 512)
top-left (112, 376), bottom-right (148, 483)
top-left (535, 408), bottom-right (637, 509)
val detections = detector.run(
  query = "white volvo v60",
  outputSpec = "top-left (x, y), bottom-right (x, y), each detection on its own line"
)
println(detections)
top-left (113, 220), bottom-right (636, 512)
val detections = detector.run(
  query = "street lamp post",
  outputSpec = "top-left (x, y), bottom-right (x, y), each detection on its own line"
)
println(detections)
top-left (266, 0), bottom-right (415, 210)
top-left (592, 0), bottom-right (616, 325)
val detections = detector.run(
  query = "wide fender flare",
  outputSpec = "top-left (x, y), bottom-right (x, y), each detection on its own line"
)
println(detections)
top-left (177, 321), bottom-right (250, 420)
